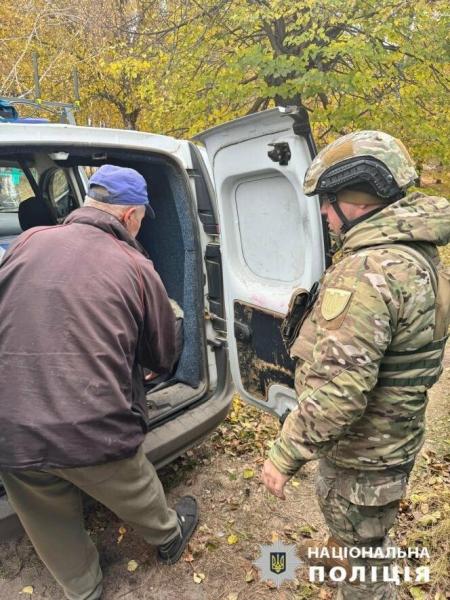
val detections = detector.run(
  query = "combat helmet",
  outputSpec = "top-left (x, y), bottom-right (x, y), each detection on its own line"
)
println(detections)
top-left (303, 130), bottom-right (418, 201)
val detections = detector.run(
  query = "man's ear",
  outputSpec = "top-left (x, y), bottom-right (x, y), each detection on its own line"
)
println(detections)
top-left (123, 207), bottom-right (135, 221)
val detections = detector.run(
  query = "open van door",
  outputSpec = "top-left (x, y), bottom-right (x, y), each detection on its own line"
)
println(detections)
top-left (194, 107), bottom-right (327, 418)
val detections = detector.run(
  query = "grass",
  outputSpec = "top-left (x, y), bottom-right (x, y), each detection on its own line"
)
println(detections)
top-left (394, 449), bottom-right (450, 600)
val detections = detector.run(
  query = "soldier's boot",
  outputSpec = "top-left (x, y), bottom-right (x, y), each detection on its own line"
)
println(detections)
top-left (337, 580), bottom-right (397, 600)
top-left (297, 536), bottom-right (350, 575)
top-left (298, 538), bottom-right (396, 599)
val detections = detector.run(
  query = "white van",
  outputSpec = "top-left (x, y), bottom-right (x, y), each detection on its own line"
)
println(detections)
top-left (0, 106), bottom-right (327, 539)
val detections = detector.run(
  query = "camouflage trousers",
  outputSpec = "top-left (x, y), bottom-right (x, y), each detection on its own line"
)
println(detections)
top-left (316, 458), bottom-right (414, 600)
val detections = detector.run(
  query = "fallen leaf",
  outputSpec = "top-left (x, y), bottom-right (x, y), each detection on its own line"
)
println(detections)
top-left (420, 503), bottom-right (429, 514)
top-left (299, 524), bottom-right (316, 538)
top-left (228, 534), bottom-right (239, 545)
top-left (206, 538), bottom-right (220, 551)
top-left (271, 531), bottom-right (279, 543)
top-left (190, 541), bottom-right (206, 557)
top-left (291, 480), bottom-right (300, 487)
top-left (193, 572), bottom-right (205, 584)
top-left (243, 468), bottom-right (254, 479)
top-left (127, 560), bottom-right (138, 572)
top-left (409, 587), bottom-right (426, 600)
top-left (399, 499), bottom-right (411, 513)
top-left (410, 493), bottom-right (424, 505)
top-left (20, 587), bottom-right (33, 595)
top-left (245, 570), bottom-right (255, 583)
top-left (184, 552), bottom-right (194, 563)
top-left (227, 594), bottom-right (239, 600)
top-left (417, 511), bottom-right (441, 526)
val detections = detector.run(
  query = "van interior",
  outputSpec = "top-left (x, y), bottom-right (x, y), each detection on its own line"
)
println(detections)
top-left (0, 147), bottom-right (210, 427)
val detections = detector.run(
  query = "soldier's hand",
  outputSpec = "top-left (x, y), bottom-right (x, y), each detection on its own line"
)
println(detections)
top-left (261, 459), bottom-right (291, 500)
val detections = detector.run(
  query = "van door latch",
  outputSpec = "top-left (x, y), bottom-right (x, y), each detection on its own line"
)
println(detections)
top-left (234, 321), bottom-right (252, 342)
top-left (268, 142), bottom-right (291, 166)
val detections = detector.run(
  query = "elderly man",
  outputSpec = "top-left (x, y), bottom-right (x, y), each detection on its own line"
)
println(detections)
top-left (0, 165), bottom-right (198, 600)
top-left (262, 132), bottom-right (450, 598)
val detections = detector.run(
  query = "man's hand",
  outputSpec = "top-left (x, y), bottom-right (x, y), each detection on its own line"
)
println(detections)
top-left (261, 459), bottom-right (291, 500)
top-left (169, 298), bottom-right (184, 319)
top-left (144, 370), bottom-right (159, 381)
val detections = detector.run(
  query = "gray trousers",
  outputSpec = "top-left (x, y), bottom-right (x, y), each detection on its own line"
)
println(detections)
top-left (1, 446), bottom-right (180, 600)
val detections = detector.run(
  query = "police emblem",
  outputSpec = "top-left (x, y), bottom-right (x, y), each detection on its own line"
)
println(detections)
top-left (321, 287), bottom-right (352, 321)
top-left (270, 552), bottom-right (286, 574)
top-left (254, 542), bottom-right (302, 587)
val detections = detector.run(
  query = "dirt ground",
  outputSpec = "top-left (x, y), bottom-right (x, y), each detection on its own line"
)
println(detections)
top-left (1, 351), bottom-right (449, 600)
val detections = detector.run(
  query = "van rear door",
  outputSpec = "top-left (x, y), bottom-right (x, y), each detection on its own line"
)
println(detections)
top-left (194, 107), bottom-right (326, 417)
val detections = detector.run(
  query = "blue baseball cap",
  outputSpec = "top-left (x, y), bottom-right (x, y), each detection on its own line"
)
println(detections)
top-left (88, 164), bottom-right (155, 218)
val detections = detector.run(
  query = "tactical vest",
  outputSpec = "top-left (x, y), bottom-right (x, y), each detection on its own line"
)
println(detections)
top-left (374, 243), bottom-right (450, 389)
top-left (283, 242), bottom-right (450, 390)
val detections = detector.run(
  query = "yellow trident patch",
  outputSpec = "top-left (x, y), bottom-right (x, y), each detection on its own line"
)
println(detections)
top-left (321, 288), bottom-right (352, 321)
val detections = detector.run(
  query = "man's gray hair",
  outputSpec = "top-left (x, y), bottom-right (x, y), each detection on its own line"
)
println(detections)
top-left (84, 189), bottom-right (145, 220)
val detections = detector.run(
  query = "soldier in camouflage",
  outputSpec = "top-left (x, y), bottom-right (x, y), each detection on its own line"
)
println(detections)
top-left (261, 130), bottom-right (450, 599)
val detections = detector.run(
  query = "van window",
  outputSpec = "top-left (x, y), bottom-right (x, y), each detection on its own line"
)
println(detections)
top-left (46, 169), bottom-right (73, 219)
top-left (0, 167), bottom-right (36, 211)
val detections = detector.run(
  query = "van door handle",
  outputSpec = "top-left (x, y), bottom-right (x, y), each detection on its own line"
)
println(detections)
top-left (268, 142), bottom-right (291, 166)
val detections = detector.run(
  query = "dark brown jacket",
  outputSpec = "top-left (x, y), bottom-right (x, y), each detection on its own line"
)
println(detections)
top-left (0, 207), bottom-right (177, 469)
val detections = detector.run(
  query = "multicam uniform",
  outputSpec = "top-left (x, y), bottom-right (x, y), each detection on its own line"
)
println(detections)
top-left (269, 192), bottom-right (450, 599)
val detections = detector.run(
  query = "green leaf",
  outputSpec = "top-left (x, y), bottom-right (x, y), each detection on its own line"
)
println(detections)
top-left (243, 468), bottom-right (255, 479)
top-left (409, 587), bottom-right (427, 600)
top-left (417, 511), bottom-right (441, 527)
top-left (19, 587), bottom-right (34, 595)
top-left (298, 524), bottom-right (317, 538)
top-left (127, 560), bottom-right (138, 572)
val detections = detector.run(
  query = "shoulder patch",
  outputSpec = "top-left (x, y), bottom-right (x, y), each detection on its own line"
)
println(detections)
top-left (321, 288), bottom-right (352, 321)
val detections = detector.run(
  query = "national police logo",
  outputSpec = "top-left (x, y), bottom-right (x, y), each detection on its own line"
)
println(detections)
top-left (254, 542), bottom-right (302, 587)
top-left (270, 552), bottom-right (286, 574)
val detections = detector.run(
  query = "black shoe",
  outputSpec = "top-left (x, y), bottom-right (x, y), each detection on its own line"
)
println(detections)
top-left (157, 495), bottom-right (198, 565)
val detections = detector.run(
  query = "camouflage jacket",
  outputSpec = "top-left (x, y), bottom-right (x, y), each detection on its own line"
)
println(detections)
top-left (269, 193), bottom-right (450, 474)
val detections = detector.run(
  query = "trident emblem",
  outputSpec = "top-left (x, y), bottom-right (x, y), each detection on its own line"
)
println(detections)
top-left (254, 542), bottom-right (302, 587)
top-left (270, 552), bottom-right (286, 574)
